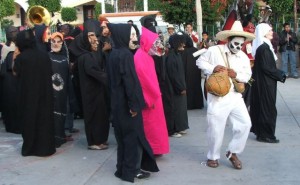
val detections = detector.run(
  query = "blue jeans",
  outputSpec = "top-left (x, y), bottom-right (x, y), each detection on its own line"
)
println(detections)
top-left (281, 50), bottom-right (298, 77)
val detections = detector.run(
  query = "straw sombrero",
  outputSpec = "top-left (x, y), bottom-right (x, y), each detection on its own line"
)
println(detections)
top-left (216, 21), bottom-right (255, 42)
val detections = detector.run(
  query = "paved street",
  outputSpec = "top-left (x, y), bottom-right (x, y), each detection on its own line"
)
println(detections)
top-left (1, 77), bottom-right (300, 185)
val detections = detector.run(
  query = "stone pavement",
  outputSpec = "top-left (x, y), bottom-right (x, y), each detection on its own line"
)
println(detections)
top-left (1, 78), bottom-right (300, 185)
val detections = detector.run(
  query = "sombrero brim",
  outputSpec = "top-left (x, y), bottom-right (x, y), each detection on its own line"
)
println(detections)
top-left (216, 31), bottom-right (255, 42)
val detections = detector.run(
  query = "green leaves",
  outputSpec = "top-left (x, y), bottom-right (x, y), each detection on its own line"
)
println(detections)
top-left (61, 7), bottom-right (77, 22)
top-left (28, 0), bottom-right (61, 12)
top-left (0, 0), bottom-right (15, 20)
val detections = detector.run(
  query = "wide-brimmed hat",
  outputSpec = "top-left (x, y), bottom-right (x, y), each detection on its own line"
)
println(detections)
top-left (167, 24), bottom-right (174, 29)
top-left (216, 21), bottom-right (255, 42)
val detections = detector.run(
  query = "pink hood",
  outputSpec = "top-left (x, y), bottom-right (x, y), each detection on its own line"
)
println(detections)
top-left (140, 27), bottom-right (158, 53)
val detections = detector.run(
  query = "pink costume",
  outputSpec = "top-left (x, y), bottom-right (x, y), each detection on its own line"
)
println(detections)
top-left (134, 27), bottom-right (170, 155)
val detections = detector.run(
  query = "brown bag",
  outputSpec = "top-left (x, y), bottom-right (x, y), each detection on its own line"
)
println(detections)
top-left (217, 46), bottom-right (245, 94)
top-left (205, 70), bottom-right (231, 97)
top-left (232, 78), bottom-right (245, 93)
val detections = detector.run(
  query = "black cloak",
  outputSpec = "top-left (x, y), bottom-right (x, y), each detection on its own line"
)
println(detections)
top-left (69, 20), bottom-right (110, 146)
top-left (181, 34), bottom-right (204, 110)
top-left (34, 24), bottom-right (50, 52)
top-left (14, 29), bottom-right (55, 156)
top-left (49, 51), bottom-right (69, 144)
top-left (165, 34), bottom-right (189, 134)
top-left (250, 43), bottom-right (285, 140)
top-left (107, 23), bottom-right (159, 183)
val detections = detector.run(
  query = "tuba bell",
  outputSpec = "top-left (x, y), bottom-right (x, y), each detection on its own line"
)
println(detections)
top-left (27, 5), bottom-right (51, 26)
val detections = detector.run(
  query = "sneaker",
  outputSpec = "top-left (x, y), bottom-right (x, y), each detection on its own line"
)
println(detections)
top-left (135, 171), bottom-right (150, 179)
top-left (178, 130), bottom-right (187, 134)
top-left (171, 133), bottom-right (182, 138)
top-left (88, 144), bottom-right (108, 150)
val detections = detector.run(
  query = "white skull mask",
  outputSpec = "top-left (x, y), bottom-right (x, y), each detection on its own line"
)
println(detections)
top-left (228, 37), bottom-right (245, 54)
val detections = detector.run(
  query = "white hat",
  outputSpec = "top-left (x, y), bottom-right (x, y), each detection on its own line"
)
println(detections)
top-left (216, 21), bottom-right (255, 42)
top-left (167, 24), bottom-right (174, 29)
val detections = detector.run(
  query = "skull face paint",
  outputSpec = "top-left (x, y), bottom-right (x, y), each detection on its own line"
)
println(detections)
top-left (129, 27), bottom-right (138, 50)
top-left (148, 38), bottom-right (165, 56)
top-left (228, 37), bottom-right (245, 54)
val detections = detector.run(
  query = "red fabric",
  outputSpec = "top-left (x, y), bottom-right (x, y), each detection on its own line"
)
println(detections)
top-left (222, 10), bottom-right (237, 31)
top-left (191, 34), bottom-right (198, 43)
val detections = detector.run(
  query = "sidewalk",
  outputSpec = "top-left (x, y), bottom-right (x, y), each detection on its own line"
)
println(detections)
top-left (1, 78), bottom-right (300, 185)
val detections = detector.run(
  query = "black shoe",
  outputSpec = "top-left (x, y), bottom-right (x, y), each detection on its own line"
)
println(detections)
top-left (257, 137), bottom-right (279, 143)
top-left (135, 171), bottom-right (150, 179)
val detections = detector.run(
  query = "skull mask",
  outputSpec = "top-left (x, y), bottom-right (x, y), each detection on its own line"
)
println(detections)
top-left (148, 38), bottom-right (165, 56)
top-left (228, 36), bottom-right (245, 54)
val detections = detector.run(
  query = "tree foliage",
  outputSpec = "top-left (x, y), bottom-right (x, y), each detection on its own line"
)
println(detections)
top-left (135, 0), bottom-right (162, 11)
top-left (267, 0), bottom-right (294, 23)
top-left (95, 3), bottom-right (101, 20)
top-left (28, 0), bottom-right (61, 13)
top-left (1, 18), bottom-right (14, 29)
top-left (0, 0), bottom-right (15, 20)
top-left (105, 3), bottom-right (114, 13)
top-left (61, 7), bottom-right (77, 22)
top-left (157, 0), bottom-right (196, 25)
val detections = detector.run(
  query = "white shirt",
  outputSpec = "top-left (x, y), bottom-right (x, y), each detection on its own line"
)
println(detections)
top-left (196, 44), bottom-right (252, 92)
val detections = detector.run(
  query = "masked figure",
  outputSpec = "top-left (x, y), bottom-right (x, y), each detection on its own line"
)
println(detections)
top-left (69, 20), bottom-right (110, 150)
top-left (134, 27), bottom-right (169, 156)
top-left (107, 23), bottom-right (159, 183)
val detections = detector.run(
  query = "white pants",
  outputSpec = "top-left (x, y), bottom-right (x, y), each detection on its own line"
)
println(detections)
top-left (206, 92), bottom-right (251, 160)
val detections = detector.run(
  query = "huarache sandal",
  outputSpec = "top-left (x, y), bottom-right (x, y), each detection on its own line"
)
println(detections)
top-left (226, 152), bottom-right (242, 170)
top-left (206, 159), bottom-right (219, 168)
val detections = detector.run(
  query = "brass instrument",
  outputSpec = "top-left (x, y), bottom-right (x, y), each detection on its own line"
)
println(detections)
top-left (27, 5), bottom-right (51, 26)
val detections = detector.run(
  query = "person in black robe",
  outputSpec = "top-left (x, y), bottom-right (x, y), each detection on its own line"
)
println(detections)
top-left (49, 32), bottom-right (73, 147)
top-left (0, 26), bottom-right (20, 134)
top-left (107, 23), bottom-right (159, 183)
top-left (165, 33), bottom-right (189, 137)
top-left (33, 24), bottom-right (51, 52)
top-left (181, 34), bottom-right (204, 110)
top-left (13, 29), bottom-right (56, 157)
top-left (69, 20), bottom-right (110, 150)
top-left (250, 23), bottom-right (286, 143)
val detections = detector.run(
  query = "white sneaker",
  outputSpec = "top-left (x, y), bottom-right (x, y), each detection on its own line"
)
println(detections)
top-left (179, 130), bottom-right (187, 134)
top-left (171, 133), bottom-right (182, 138)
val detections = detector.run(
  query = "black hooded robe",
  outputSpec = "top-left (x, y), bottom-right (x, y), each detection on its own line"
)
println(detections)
top-left (14, 30), bottom-right (55, 157)
top-left (181, 37), bottom-right (204, 110)
top-left (69, 20), bottom-right (110, 147)
top-left (1, 51), bottom-right (20, 134)
top-left (250, 43), bottom-right (285, 140)
top-left (166, 49), bottom-right (189, 134)
top-left (107, 23), bottom-right (159, 183)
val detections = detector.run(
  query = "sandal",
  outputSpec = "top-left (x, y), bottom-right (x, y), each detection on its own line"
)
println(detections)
top-left (206, 159), bottom-right (219, 168)
top-left (226, 152), bottom-right (242, 170)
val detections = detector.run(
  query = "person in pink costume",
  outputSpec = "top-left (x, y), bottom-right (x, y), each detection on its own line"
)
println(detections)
top-left (134, 27), bottom-right (170, 155)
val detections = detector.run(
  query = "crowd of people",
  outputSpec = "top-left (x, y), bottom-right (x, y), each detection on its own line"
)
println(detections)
top-left (0, 10), bottom-right (297, 182)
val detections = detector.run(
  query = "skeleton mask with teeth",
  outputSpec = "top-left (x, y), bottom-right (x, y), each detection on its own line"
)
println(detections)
top-left (228, 36), bottom-right (245, 54)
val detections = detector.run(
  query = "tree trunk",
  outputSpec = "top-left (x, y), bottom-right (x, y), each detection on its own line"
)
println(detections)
top-left (196, 0), bottom-right (203, 40)
top-left (294, 0), bottom-right (298, 32)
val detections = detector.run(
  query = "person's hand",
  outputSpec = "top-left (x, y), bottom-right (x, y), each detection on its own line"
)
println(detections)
top-left (181, 90), bottom-right (187, 95)
top-left (129, 109), bottom-right (137, 117)
top-left (213, 65), bottom-right (227, 73)
top-left (102, 42), bottom-right (111, 51)
top-left (13, 47), bottom-right (20, 61)
top-left (227, 68), bottom-right (237, 78)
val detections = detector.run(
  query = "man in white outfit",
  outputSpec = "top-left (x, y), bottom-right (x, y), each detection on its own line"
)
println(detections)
top-left (196, 21), bottom-right (255, 170)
